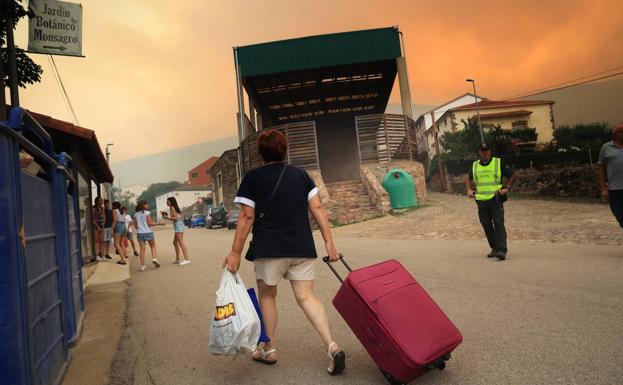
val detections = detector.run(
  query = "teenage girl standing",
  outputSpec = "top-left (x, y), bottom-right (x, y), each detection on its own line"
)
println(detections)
top-left (111, 201), bottom-right (128, 265)
top-left (134, 200), bottom-right (163, 271)
top-left (163, 197), bottom-right (191, 266)
top-left (122, 206), bottom-right (139, 257)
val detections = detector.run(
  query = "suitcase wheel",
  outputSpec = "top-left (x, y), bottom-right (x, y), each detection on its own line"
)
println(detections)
top-left (380, 369), bottom-right (405, 385)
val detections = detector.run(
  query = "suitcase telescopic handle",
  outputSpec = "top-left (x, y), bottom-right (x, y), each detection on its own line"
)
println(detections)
top-left (322, 254), bottom-right (352, 283)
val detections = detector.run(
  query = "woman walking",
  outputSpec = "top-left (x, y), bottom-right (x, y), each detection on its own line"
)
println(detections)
top-left (134, 200), bottom-right (162, 271)
top-left (222, 129), bottom-right (345, 375)
top-left (163, 197), bottom-right (191, 266)
top-left (122, 207), bottom-right (139, 257)
top-left (111, 201), bottom-right (128, 265)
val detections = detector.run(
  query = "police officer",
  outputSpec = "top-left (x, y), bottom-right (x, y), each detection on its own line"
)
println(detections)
top-left (465, 143), bottom-right (516, 260)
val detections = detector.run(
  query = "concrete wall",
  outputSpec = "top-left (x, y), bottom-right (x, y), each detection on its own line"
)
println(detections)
top-left (451, 104), bottom-right (555, 143)
top-left (316, 116), bottom-right (360, 183)
top-left (155, 190), bottom-right (210, 220)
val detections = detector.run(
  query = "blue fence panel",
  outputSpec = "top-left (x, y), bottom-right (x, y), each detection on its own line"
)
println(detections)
top-left (0, 126), bottom-right (31, 385)
top-left (21, 165), bottom-right (69, 385)
top-left (0, 107), bottom-right (86, 385)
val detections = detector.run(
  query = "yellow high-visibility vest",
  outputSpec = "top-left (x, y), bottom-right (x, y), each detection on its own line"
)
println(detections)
top-left (472, 157), bottom-right (502, 201)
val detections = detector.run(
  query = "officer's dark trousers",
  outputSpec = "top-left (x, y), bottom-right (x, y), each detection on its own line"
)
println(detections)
top-left (476, 196), bottom-right (507, 252)
top-left (608, 189), bottom-right (623, 228)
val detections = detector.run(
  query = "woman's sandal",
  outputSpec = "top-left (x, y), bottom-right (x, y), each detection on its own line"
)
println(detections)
top-left (252, 343), bottom-right (277, 365)
top-left (116, 260), bottom-right (127, 265)
top-left (327, 342), bottom-right (346, 375)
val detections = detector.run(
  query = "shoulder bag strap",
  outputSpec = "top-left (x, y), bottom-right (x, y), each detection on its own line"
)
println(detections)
top-left (259, 163), bottom-right (288, 219)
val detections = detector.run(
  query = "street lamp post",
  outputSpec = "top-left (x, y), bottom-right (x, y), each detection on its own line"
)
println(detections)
top-left (105, 143), bottom-right (114, 201)
top-left (466, 79), bottom-right (484, 143)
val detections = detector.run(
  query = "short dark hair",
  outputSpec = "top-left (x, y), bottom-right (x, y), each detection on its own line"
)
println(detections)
top-left (112, 201), bottom-right (121, 210)
top-left (258, 129), bottom-right (287, 163)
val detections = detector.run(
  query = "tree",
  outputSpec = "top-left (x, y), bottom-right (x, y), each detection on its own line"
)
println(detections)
top-left (439, 117), bottom-right (537, 160)
top-left (111, 186), bottom-right (137, 211)
top-left (553, 122), bottom-right (611, 153)
top-left (137, 181), bottom-right (182, 216)
top-left (0, 1), bottom-right (44, 115)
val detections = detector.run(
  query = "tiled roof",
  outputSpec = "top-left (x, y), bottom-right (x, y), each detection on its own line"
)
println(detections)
top-left (188, 156), bottom-right (219, 174)
top-left (479, 109), bottom-right (533, 120)
top-left (27, 109), bottom-right (114, 183)
top-left (451, 99), bottom-right (554, 111)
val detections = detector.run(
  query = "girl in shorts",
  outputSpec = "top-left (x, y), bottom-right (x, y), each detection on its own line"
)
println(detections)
top-left (163, 197), bottom-right (191, 266)
top-left (112, 201), bottom-right (128, 265)
top-left (122, 207), bottom-right (139, 257)
top-left (134, 200), bottom-right (163, 271)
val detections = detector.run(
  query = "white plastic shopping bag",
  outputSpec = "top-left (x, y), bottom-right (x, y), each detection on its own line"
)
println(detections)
top-left (209, 269), bottom-right (261, 355)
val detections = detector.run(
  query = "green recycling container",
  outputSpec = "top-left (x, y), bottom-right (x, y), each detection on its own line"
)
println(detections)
top-left (382, 168), bottom-right (418, 209)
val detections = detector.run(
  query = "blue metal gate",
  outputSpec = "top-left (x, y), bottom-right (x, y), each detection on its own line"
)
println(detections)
top-left (0, 107), bottom-right (85, 385)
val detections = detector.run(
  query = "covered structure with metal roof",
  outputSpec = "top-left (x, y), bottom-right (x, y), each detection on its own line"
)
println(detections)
top-left (233, 27), bottom-right (418, 183)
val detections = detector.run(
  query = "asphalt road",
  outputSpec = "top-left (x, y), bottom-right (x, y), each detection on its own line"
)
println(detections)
top-left (109, 227), bottom-right (623, 385)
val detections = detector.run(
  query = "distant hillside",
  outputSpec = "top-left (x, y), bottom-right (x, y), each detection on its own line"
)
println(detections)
top-left (111, 136), bottom-right (238, 187)
top-left (110, 104), bottom-right (436, 187)
top-left (520, 77), bottom-right (623, 127)
top-left (386, 103), bottom-right (437, 118)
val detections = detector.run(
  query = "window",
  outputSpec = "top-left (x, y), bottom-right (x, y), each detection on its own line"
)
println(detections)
top-left (216, 172), bottom-right (223, 187)
top-left (481, 123), bottom-right (494, 132)
top-left (191, 173), bottom-right (198, 178)
top-left (512, 120), bottom-right (528, 130)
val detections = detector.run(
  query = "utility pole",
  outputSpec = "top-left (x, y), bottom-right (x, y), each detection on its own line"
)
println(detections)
top-left (466, 79), bottom-right (483, 143)
top-left (105, 143), bottom-right (114, 201)
top-left (5, 2), bottom-right (20, 108)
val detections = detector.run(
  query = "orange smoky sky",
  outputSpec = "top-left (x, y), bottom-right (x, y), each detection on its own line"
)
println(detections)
top-left (12, 0), bottom-right (623, 162)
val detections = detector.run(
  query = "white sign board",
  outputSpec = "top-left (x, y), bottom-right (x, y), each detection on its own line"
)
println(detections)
top-left (28, 0), bottom-right (83, 57)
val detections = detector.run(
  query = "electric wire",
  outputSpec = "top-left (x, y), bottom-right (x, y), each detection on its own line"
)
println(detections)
top-left (48, 55), bottom-right (80, 125)
top-left (505, 65), bottom-right (623, 100)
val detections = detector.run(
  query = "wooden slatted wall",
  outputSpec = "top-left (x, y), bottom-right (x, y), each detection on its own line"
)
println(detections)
top-left (355, 113), bottom-right (416, 163)
top-left (240, 121), bottom-right (319, 173)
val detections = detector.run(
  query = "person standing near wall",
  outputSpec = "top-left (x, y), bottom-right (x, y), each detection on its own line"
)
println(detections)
top-left (112, 201), bottom-right (129, 265)
top-left (598, 123), bottom-right (623, 228)
top-left (91, 197), bottom-right (107, 262)
top-left (103, 199), bottom-right (114, 260)
top-left (465, 143), bottom-right (516, 261)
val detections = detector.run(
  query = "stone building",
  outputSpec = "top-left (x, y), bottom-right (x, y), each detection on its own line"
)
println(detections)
top-left (209, 149), bottom-right (241, 213)
top-left (231, 27), bottom-right (426, 224)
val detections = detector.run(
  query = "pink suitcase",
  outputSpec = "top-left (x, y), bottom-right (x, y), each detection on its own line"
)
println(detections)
top-left (323, 256), bottom-right (463, 384)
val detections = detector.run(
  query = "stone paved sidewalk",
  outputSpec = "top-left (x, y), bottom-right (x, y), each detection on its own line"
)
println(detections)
top-left (332, 192), bottom-right (622, 246)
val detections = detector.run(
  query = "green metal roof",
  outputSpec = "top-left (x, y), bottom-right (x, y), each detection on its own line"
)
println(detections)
top-left (235, 27), bottom-right (402, 78)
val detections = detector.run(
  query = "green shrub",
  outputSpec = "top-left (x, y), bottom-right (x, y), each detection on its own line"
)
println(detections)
top-left (439, 118), bottom-right (538, 160)
top-left (553, 122), bottom-right (611, 152)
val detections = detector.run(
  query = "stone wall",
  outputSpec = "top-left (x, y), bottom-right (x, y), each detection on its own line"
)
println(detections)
top-left (447, 164), bottom-right (600, 199)
top-left (512, 165), bottom-right (600, 198)
top-left (360, 161), bottom-right (427, 211)
top-left (360, 165), bottom-right (391, 213)
top-left (209, 149), bottom-right (240, 212)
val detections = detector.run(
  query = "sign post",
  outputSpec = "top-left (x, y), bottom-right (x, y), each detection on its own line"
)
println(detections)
top-left (28, 0), bottom-right (83, 57)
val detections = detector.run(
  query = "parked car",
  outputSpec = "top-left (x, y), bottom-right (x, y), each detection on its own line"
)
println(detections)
top-left (183, 215), bottom-right (191, 227)
top-left (206, 206), bottom-right (227, 229)
top-left (227, 209), bottom-right (240, 230)
top-left (190, 214), bottom-right (206, 228)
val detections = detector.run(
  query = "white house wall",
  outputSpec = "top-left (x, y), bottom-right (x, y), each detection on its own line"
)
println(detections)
top-left (155, 190), bottom-right (211, 221)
